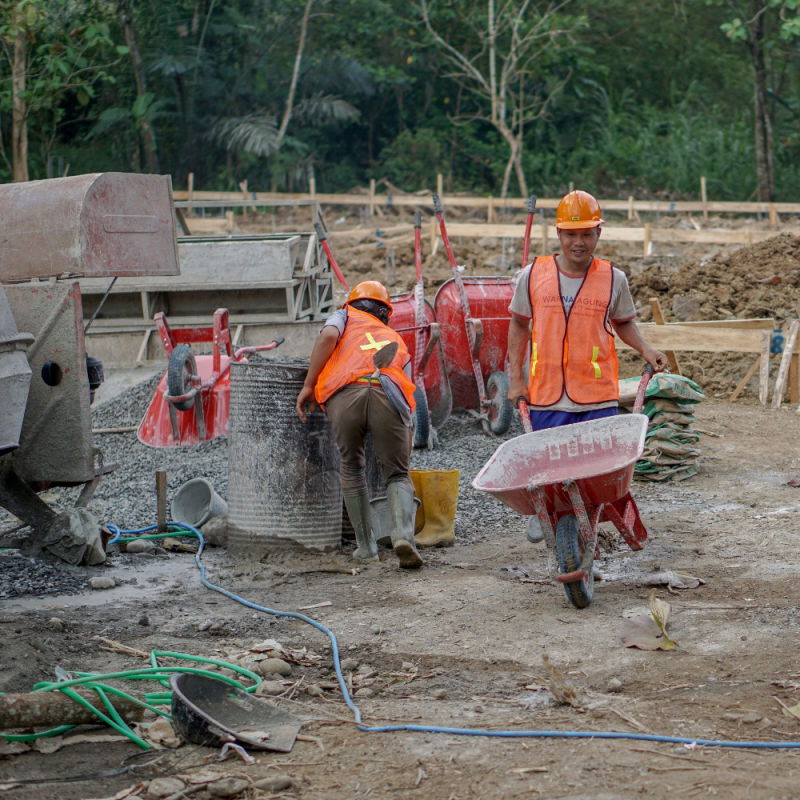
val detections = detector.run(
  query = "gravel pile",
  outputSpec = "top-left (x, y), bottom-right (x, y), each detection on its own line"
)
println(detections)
top-left (0, 374), bottom-right (526, 598)
top-left (0, 550), bottom-right (87, 598)
top-left (88, 373), bottom-right (525, 542)
top-left (88, 376), bottom-right (228, 530)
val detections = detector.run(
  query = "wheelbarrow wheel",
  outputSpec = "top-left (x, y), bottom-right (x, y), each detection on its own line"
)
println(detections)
top-left (412, 386), bottom-right (431, 449)
top-left (555, 514), bottom-right (594, 609)
top-left (487, 371), bottom-right (512, 435)
top-left (167, 343), bottom-right (197, 411)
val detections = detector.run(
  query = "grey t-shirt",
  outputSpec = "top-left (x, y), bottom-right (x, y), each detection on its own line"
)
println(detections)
top-left (508, 257), bottom-right (637, 412)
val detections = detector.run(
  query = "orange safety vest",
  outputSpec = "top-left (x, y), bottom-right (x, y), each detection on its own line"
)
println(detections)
top-left (527, 255), bottom-right (619, 407)
top-left (314, 306), bottom-right (417, 409)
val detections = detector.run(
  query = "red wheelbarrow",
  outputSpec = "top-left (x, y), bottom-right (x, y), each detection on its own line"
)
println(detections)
top-left (313, 220), bottom-right (452, 448)
top-left (432, 194), bottom-right (515, 435)
top-left (137, 309), bottom-right (283, 447)
top-left (472, 368), bottom-right (654, 608)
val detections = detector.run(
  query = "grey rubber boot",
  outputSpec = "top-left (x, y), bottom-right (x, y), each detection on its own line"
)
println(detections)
top-left (343, 488), bottom-right (378, 562)
top-left (525, 515), bottom-right (545, 543)
top-left (387, 482), bottom-right (423, 569)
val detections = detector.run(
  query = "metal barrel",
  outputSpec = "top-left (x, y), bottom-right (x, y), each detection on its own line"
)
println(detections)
top-left (227, 359), bottom-right (342, 555)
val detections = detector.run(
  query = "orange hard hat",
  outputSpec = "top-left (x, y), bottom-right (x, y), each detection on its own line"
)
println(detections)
top-left (555, 190), bottom-right (604, 229)
top-left (345, 280), bottom-right (393, 315)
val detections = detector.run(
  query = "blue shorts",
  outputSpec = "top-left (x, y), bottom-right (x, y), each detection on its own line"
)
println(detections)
top-left (528, 406), bottom-right (618, 432)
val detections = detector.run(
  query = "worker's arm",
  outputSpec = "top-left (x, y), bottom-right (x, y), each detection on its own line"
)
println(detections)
top-left (612, 319), bottom-right (668, 372)
top-left (296, 326), bottom-right (340, 422)
top-left (507, 312), bottom-right (532, 403)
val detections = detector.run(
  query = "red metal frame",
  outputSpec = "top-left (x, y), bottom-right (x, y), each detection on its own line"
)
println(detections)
top-left (433, 276), bottom-right (514, 412)
top-left (137, 309), bottom-right (282, 447)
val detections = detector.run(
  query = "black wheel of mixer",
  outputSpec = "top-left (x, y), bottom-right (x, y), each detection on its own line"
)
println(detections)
top-left (167, 344), bottom-right (197, 411)
top-left (555, 514), bottom-right (594, 609)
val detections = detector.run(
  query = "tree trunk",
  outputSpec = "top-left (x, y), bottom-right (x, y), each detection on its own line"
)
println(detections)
top-left (748, 2), bottom-right (774, 201)
top-left (499, 127), bottom-right (527, 200)
top-left (118, 1), bottom-right (160, 174)
top-left (276, 0), bottom-right (314, 145)
top-left (11, 11), bottom-right (28, 183)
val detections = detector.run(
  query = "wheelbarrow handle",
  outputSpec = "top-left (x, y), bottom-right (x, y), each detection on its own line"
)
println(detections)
top-left (414, 210), bottom-right (422, 229)
top-left (432, 193), bottom-right (443, 215)
top-left (633, 363), bottom-right (655, 414)
top-left (516, 397), bottom-right (533, 433)
top-left (313, 221), bottom-right (327, 241)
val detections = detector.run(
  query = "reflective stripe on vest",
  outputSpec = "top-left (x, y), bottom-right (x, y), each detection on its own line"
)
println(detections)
top-left (314, 306), bottom-right (417, 409)
top-left (527, 256), bottom-right (619, 406)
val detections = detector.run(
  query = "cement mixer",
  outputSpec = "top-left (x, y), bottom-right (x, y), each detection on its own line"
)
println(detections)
top-left (0, 172), bottom-right (179, 564)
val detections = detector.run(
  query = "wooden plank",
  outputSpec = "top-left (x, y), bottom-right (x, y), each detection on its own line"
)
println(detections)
top-left (171, 190), bottom-right (800, 215)
top-left (730, 357), bottom-right (760, 401)
top-left (175, 207), bottom-right (192, 235)
top-left (135, 329), bottom-right (152, 362)
top-left (674, 318), bottom-right (774, 330)
top-left (791, 352), bottom-right (800, 404)
top-left (156, 470), bottom-right (167, 532)
top-left (649, 298), bottom-right (681, 374)
top-left (701, 175), bottom-right (708, 222)
top-left (412, 222), bottom-right (800, 247)
top-left (617, 324), bottom-right (767, 354)
top-left (759, 331), bottom-right (771, 405)
top-left (771, 320), bottom-right (800, 408)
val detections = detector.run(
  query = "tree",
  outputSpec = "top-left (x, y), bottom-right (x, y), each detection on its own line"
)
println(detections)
top-left (116, 0), bottom-right (159, 173)
top-left (207, 0), bottom-right (360, 190)
top-left (708, 0), bottom-right (800, 200)
top-left (0, 0), bottom-right (121, 180)
top-left (416, 0), bottom-right (584, 198)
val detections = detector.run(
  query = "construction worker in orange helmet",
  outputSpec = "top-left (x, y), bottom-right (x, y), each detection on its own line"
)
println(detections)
top-left (506, 189), bottom-right (667, 542)
top-left (296, 280), bottom-right (423, 569)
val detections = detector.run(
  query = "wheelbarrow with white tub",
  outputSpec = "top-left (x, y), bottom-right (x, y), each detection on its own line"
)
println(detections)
top-left (472, 367), bottom-right (654, 608)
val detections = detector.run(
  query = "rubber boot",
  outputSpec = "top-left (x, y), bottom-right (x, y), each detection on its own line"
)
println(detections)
top-left (342, 488), bottom-right (378, 562)
top-left (410, 469), bottom-right (459, 547)
top-left (525, 515), bottom-right (545, 543)
top-left (387, 482), bottom-right (423, 568)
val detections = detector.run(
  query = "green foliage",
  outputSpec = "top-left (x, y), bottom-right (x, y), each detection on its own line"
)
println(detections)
top-left (3, 0), bottom-right (799, 201)
top-left (377, 128), bottom-right (443, 191)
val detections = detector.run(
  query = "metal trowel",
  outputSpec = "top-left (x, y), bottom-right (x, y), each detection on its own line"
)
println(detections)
top-left (371, 340), bottom-right (398, 377)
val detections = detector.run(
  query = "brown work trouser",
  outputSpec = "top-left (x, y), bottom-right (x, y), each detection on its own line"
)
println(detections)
top-left (324, 383), bottom-right (412, 492)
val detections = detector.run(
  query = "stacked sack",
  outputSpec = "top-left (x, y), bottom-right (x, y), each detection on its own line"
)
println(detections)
top-left (620, 373), bottom-right (706, 482)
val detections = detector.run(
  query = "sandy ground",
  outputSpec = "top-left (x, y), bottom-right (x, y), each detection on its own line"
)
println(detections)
top-left (3, 397), bottom-right (800, 799)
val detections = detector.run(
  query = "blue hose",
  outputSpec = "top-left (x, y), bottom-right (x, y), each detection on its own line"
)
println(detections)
top-left (110, 521), bottom-right (800, 750)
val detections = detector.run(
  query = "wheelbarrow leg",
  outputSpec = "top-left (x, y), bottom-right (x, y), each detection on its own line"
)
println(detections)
top-left (601, 491), bottom-right (648, 551)
top-left (529, 487), bottom-right (558, 579)
top-left (561, 480), bottom-right (600, 580)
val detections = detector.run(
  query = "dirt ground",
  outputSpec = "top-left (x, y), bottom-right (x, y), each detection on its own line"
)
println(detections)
top-left (3, 209), bottom-right (800, 799)
top-left (4, 398), bottom-right (800, 799)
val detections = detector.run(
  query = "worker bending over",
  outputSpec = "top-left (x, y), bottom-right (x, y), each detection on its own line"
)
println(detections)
top-left (296, 281), bottom-right (423, 568)
top-left (506, 189), bottom-right (667, 539)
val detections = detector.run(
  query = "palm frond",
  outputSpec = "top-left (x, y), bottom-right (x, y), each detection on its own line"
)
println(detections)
top-left (294, 94), bottom-right (360, 125)
top-left (210, 112), bottom-right (280, 155)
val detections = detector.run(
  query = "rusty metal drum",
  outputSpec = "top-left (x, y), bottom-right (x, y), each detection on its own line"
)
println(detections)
top-left (226, 358), bottom-right (342, 555)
